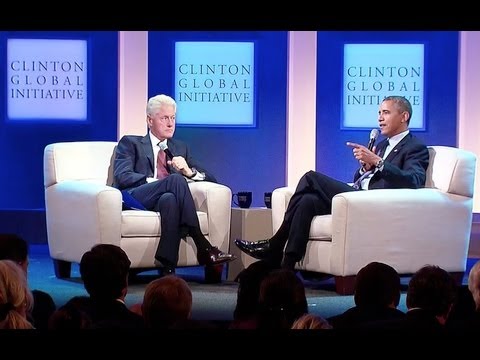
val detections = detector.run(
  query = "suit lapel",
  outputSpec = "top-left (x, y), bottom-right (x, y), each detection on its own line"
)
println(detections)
top-left (385, 133), bottom-right (412, 162)
top-left (141, 135), bottom-right (154, 173)
top-left (166, 139), bottom-right (178, 174)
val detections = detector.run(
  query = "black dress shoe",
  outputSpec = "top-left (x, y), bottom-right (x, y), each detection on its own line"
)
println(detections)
top-left (198, 247), bottom-right (236, 266)
top-left (234, 239), bottom-right (271, 259)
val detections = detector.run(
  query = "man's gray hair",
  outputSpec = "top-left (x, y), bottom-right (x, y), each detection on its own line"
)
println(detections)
top-left (146, 94), bottom-right (176, 117)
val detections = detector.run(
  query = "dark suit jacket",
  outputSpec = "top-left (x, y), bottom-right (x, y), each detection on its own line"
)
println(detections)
top-left (353, 133), bottom-right (429, 190)
top-left (89, 300), bottom-right (145, 329)
top-left (328, 306), bottom-right (406, 329)
top-left (113, 134), bottom-right (217, 191)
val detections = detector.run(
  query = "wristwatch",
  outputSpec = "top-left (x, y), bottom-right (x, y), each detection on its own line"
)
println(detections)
top-left (376, 159), bottom-right (384, 169)
top-left (187, 168), bottom-right (198, 179)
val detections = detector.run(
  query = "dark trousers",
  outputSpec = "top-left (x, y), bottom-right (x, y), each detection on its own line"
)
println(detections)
top-left (272, 170), bottom-right (358, 262)
top-left (130, 174), bottom-right (200, 265)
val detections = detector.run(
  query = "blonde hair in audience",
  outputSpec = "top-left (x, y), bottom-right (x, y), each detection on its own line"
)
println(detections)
top-left (468, 259), bottom-right (480, 311)
top-left (0, 260), bottom-right (34, 329)
top-left (291, 313), bottom-right (332, 330)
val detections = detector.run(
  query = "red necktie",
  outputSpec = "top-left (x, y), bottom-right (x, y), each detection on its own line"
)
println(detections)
top-left (156, 149), bottom-right (169, 180)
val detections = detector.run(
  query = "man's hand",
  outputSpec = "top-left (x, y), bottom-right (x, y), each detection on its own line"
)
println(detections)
top-left (346, 142), bottom-right (382, 171)
top-left (168, 156), bottom-right (195, 177)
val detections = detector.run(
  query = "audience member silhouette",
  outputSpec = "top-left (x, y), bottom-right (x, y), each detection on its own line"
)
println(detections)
top-left (406, 265), bottom-right (457, 330)
top-left (79, 244), bottom-right (144, 329)
top-left (0, 233), bottom-right (56, 329)
top-left (291, 313), bottom-right (332, 329)
top-left (141, 275), bottom-right (193, 329)
top-left (468, 259), bottom-right (480, 311)
top-left (48, 296), bottom-right (92, 330)
top-left (229, 260), bottom-right (274, 329)
top-left (0, 259), bottom-right (34, 329)
top-left (373, 264), bottom-right (457, 334)
top-left (327, 261), bottom-right (405, 329)
top-left (447, 260), bottom-right (480, 333)
top-left (257, 269), bottom-right (308, 329)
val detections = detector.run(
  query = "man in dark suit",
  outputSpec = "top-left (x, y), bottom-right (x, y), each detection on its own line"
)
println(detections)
top-left (327, 261), bottom-right (405, 329)
top-left (235, 95), bottom-right (430, 270)
top-left (80, 244), bottom-right (145, 329)
top-left (113, 94), bottom-right (235, 274)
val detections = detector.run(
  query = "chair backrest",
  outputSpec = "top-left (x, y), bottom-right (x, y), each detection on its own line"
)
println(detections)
top-left (44, 141), bottom-right (117, 188)
top-left (425, 145), bottom-right (476, 198)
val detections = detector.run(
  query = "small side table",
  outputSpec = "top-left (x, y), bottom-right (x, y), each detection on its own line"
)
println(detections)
top-left (227, 207), bottom-right (273, 281)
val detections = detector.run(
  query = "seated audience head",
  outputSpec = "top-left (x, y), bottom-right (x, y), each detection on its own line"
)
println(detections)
top-left (258, 269), bottom-right (308, 329)
top-left (142, 275), bottom-right (192, 329)
top-left (354, 261), bottom-right (401, 309)
top-left (0, 233), bottom-right (29, 273)
top-left (291, 313), bottom-right (333, 329)
top-left (233, 260), bottom-right (274, 321)
top-left (406, 264), bottom-right (458, 324)
top-left (0, 233), bottom-right (56, 329)
top-left (48, 295), bottom-right (92, 330)
top-left (468, 259), bottom-right (480, 311)
top-left (0, 260), bottom-right (34, 329)
top-left (80, 244), bottom-right (131, 302)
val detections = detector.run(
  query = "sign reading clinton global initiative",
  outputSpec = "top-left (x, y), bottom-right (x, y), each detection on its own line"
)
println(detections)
top-left (174, 42), bottom-right (255, 127)
top-left (343, 44), bottom-right (425, 130)
top-left (7, 39), bottom-right (87, 121)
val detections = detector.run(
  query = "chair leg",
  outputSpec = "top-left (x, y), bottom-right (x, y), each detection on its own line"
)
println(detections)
top-left (334, 275), bottom-right (356, 295)
top-left (53, 259), bottom-right (72, 279)
top-left (204, 264), bottom-right (224, 284)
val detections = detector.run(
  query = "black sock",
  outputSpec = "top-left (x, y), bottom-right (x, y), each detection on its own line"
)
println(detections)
top-left (188, 226), bottom-right (211, 251)
top-left (155, 256), bottom-right (175, 269)
top-left (281, 254), bottom-right (297, 271)
top-left (269, 221), bottom-right (289, 253)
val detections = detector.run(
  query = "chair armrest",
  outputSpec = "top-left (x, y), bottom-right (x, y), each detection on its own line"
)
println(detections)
top-left (330, 188), bottom-right (473, 275)
top-left (271, 187), bottom-right (295, 233)
top-left (188, 181), bottom-right (232, 252)
top-left (45, 181), bottom-right (122, 262)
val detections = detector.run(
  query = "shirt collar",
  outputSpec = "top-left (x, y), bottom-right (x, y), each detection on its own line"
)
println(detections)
top-left (149, 132), bottom-right (166, 149)
top-left (387, 129), bottom-right (409, 148)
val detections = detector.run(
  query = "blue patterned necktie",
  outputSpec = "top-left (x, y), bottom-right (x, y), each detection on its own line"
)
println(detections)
top-left (352, 140), bottom-right (390, 190)
top-left (352, 170), bottom-right (372, 190)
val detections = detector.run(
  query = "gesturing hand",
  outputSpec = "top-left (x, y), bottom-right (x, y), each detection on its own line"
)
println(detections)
top-left (346, 142), bottom-right (379, 171)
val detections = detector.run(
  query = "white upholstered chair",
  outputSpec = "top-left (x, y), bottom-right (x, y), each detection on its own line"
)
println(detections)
top-left (44, 141), bottom-right (232, 282)
top-left (271, 146), bottom-right (477, 294)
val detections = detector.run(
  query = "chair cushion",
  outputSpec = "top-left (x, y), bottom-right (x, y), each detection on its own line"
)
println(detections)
top-left (120, 210), bottom-right (208, 237)
top-left (308, 215), bottom-right (333, 241)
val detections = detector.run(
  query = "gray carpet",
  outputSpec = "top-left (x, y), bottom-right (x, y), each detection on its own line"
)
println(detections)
top-left (30, 244), bottom-right (476, 322)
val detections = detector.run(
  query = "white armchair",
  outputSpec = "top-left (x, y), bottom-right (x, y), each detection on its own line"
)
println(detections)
top-left (272, 146), bottom-right (477, 294)
top-left (44, 141), bottom-right (232, 282)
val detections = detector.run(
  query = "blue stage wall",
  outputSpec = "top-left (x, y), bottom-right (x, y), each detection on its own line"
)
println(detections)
top-left (0, 31), bottom-right (118, 210)
top-left (316, 31), bottom-right (459, 182)
top-left (0, 31), bottom-right (461, 233)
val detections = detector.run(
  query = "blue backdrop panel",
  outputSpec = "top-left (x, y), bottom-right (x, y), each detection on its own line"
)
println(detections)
top-left (148, 31), bottom-right (288, 208)
top-left (0, 31), bottom-right (118, 209)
